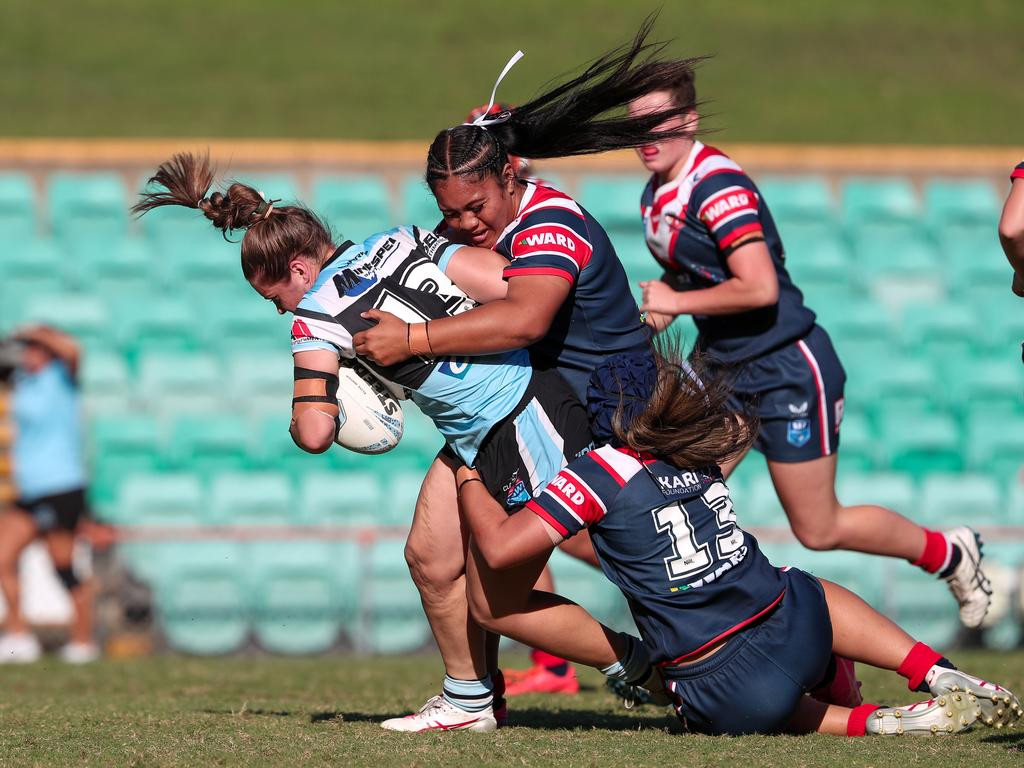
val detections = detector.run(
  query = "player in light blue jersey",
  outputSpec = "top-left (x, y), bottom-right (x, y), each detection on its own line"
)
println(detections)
top-left (135, 153), bottom-right (660, 732)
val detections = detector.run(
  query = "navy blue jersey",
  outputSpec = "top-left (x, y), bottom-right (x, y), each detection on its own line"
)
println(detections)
top-left (640, 142), bottom-right (816, 364)
top-left (526, 444), bottom-right (787, 665)
top-left (491, 182), bottom-right (651, 402)
top-left (1012, 162), bottom-right (1024, 181)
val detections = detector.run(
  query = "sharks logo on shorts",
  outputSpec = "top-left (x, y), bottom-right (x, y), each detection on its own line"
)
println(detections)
top-left (504, 470), bottom-right (531, 506)
top-left (787, 419), bottom-right (811, 448)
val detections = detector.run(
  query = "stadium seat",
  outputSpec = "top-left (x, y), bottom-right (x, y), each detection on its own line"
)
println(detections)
top-left (576, 175), bottom-right (648, 233)
top-left (80, 352), bottom-right (133, 415)
top-left (226, 353), bottom-right (293, 415)
top-left (756, 175), bottom-right (835, 227)
top-left (199, 299), bottom-right (292, 358)
top-left (253, 415), bottom-right (353, 481)
top-left (295, 471), bottom-right (384, 526)
top-left (849, 357), bottom-right (936, 421)
top-left (137, 352), bottom-right (221, 403)
top-left (885, 564), bottom-right (959, 648)
top-left (834, 412), bottom-right (878, 471)
top-left (116, 297), bottom-right (202, 359)
top-left (923, 178), bottom-right (1000, 231)
top-left (781, 231), bottom-right (850, 287)
top-left (363, 539), bottom-right (430, 654)
top-left (168, 416), bottom-right (253, 476)
top-left (209, 472), bottom-right (293, 526)
top-left (312, 175), bottom-right (393, 240)
top-left (229, 172), bottom-right (302, 205)
top-left (899, 303), bottom-right (981, 383)
top-left (835, 471), bottom-right (917, 519)
top-left (880, 412), bottom-right (961, 478)
top-left (918, 473), bottom-right (1004, 528)
top-left (852, 232), bottom-right (944, 310)
top-left (778, 548), bottom-right (885, 608)
top-left (399, 175), bottom-right (441, 227)
top-left (69, 235), bottom-right (153, 292)
top-left (548, 550), bottom-right (629, 627)
top-left (47, 172), bottom-right (129, 240)
top-left (247, 540), bottom-right (343, 655)
top-left (0, 172), bottom-right (37, 242)
top-left (21, 294), bottom-right (110, 353)
top-left (820, 299), bottom-right (894, 372)
top-left (840, 177), bottom-right (920, 228)
top-left (965, 412), bottom-right (1024, 484)
top-left (979, 297), bottom-right (1024, 354)
top-left (949, 357), bottom-right (1023, 423)
top-left (114, 472), bottom-right (205, 527)
top-left (153, 541), bottom-right (249, 655)
top-left (740, 473), bottom-right (785, 528)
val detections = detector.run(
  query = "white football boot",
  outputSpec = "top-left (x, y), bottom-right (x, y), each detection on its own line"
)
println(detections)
top-left (866, 695), bottom-right (980, 736)
top-left (942, 527), bottom-right (992, 628)
top-left (928, 668), bottom-right (1023, 730)
top-left (59, 642), bottom-right (101, 664)
top-left (380, 695), bottom-right (497, 733)
top-left (0, 632), bottom-right (42, 664)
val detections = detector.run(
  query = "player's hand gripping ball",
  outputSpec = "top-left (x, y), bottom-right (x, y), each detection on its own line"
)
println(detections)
top-left (334, 360), bottom-right (404, 454)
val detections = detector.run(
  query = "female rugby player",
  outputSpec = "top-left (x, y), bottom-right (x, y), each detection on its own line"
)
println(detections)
top-left (625, 72), bottom-right (990, 628)
top-left (455, 347), bottom-right (1021, 737)
top-left (998, 161), bottom-right (1024, 296)
top-left (134, 153), bottom-right (674, 732)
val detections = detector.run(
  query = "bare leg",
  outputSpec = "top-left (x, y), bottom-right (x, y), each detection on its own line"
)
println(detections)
top-left (786, 696), bottom-right (857, 736)
top-left (819, 578), bottom-right (915, 670)
top-left (769, 454), bottom-right (926, 559)
top-left (465, 543), bottom-right (626, 668)
top-left (405, 454), bottom-right (487, 680)
top-left (44, 530), bottom-right (93, 645)
top-left (0, 511), bottom-right (38, 634)
top-left (556, 528), bottom-right (600, 568)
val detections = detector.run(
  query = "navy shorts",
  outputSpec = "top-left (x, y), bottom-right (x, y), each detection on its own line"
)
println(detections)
top-left (660, 567), bottom-right (833, 735)
top-left (725, 324), bottom-right (846, 462)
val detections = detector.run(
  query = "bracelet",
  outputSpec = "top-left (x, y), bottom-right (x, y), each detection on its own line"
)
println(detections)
top-left (408, 322), bottom-right (434, 357)
top-left (458, 477), bottom-right (484, 494)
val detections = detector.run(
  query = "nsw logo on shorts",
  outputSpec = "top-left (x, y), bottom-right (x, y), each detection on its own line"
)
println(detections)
top-left (787, 419), bottom-right (811, 448)
top-left (503, 470), bottom-right (531, 506)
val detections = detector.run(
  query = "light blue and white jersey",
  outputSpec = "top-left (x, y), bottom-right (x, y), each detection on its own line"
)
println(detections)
top-left (291, 225), bottom-right (531, 464)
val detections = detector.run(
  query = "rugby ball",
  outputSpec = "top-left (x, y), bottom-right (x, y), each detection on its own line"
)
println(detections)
top-left (334, 360), bottom-right (404, 454)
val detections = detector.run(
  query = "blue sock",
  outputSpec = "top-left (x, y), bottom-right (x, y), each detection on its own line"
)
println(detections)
top-left (442, 675), bottom-right (494, 713)
top-left (599, 634), bottom-right (651, 685)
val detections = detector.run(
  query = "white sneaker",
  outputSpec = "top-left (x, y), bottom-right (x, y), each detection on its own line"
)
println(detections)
top-left (0, 632), bottom-right (42, 664)
top-left (380, 695), bottom-right (497, 733)
top-left (59, 642), bottom-right (100, 664)
top-left (942, 527), bottom-right (992, 628)
top-left (866, 695), bottom-right (980, 736)
top-left (928, 668), bottom-right (1023, 730)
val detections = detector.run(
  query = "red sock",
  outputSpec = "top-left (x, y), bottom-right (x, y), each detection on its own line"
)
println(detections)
top-left (897, 642), bottom-right (942, 691)
top-left (530, 648), bottom-right (569, 670)
top-left (846, 703), bottom-right (881, 736)
top-left (912, 529), bottom-right (950, 574)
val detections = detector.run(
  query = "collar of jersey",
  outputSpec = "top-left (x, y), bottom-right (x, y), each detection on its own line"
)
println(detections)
top-left (494, 181), bottom-right (538, 247)
top-left (310, 240), bottom-right (357, 292)
top-left (652, 140), bottom-right (705, 199)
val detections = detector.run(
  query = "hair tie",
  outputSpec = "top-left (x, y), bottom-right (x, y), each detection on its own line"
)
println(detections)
top-left (464, 50), bottom-right (524, 128)
top-left (252, 198), bottom-right (279, 223)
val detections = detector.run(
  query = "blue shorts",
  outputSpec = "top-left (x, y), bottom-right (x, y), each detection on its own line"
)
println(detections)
top-left (725, 324), bottom-right (846, 462)
top-left (660, 567), bottom-right (833, 735)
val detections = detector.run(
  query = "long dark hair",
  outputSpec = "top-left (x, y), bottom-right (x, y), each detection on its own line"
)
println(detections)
top-left (590, 337), bottom-right (754, 470)
top-left (132, 153), bottom-right (334, 284)
top-left (426, 16), bottom-right (705, 188)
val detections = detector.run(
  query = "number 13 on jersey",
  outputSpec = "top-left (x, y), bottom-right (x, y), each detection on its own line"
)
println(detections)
top-left (653, 482), bottom-right (746, 583)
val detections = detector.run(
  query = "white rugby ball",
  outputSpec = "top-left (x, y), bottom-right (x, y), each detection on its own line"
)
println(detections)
top-left (334, 360), bottom-right (404, 454)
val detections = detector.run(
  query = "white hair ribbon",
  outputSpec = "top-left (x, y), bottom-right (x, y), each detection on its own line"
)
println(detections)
top-left (469, 50), bottom-right (525, 127)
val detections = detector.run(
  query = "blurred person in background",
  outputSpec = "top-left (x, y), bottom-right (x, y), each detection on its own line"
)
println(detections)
top-left (0, 325), bottom-right (98, 664)
top-left (998, 162), bottom-right (1024, 298)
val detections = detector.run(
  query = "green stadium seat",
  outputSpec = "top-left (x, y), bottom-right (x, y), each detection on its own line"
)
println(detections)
top-left (153, 541), bottom-right (249, 655)
top-left (230, 172), bottom-right (302, 205)
top-left (48, 172), bottom-right (129, 240)
top-left (820, 299), bottom-right (893, 368)
top-left (399, 176), bottom-right (441, 227)
top-left (923, 178), bottom-right (1000, 230)
top-left (779, 548), bottom-right (884, 608)
top-left (836, 471), bottom-right (916, 519)
top-left (740, 474), bottom-right (785, 528)
top-left (965, 413), bottom-right (1024, 483)
top-left (880, 412), bottom-right (961, 477)
top-left (853, 232), bottom-right (944, 309)
top-left (576, 175), bottom-right (647, 232)
top-left (80, 351), bottom-right (133, 415)
top-left (848, 356), bottom-right (935, 418)
top-left (226, 353), bottom-right (293, 416)
top-left (548, 550), bottom-right (628, 627)
top-left (757, 175), bottom-right (835, 226)
top-left (782, 232), bottom-right (850, 286)
top-left (312, 175), bottom-right (392, 240)
top-left (209, 471), bottom-right (293, 526)
top-left (116, 298), bottom-right (201, 358)
top-left (885, 564), bottom-right (959, 648)
top-left (919, 473), bottom-right (1003, 528)
top-left (247, 540), bottom-right (343, 655)
top-left (834, 412), bottom-right (878, 471)
top-left (0, 172), bottom-right (37, 241)
top-left (137, 352), bottom-right (221, 401)
top-left (979, 297), bottom-right (1024, 353)
top-left (169, 416), bottom-right (252, 476)
top-left (295, 471), bottom-right (384, 526)
top-left (364, 539), bottom-right (430, 654)
top-left (949, 357), bottom-right (1022, 422)
top-left (70, 236), bottom-right (153, 291)
top-left (200, 299), bottom-right (292, 357)
top-left (21, 294), bottom-right (110, 352)
top-left (89, 415), bottom-right (166, 510)
top-left (253, 415), bottom-right (359, 483)
top-left (114, 472), bottom-right (204, 527)
top-left (899, 303), bottom-right (981, 382)
top-left (841, 177), bottom-right (920, 228)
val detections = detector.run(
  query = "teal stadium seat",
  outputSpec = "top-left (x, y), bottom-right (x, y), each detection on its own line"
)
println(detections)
top-left (820, 299), bottom-right (893, 374)
top-left (153, 541), bottom-right (249, 655)
top-left (923, 179), bottom-right (1000, 232)
top-left (965, 413), bottom-right (1024, 483)
top-left (295, 471), bottom-right (384, 526)
top-left (89, 415), bottom-right (165, 511)
top-left (576, 175), bottom-right (648, 233)
top-left (757, 175), bottom-right (835, 228)
top-left (312, 175), bottom-right (392, 241)
top-left (116, 297), bottom-right (201, 359)
top-left (364, 539), bottom-right (430, 654)
top-left (777, 548), bottom-right (884, 608)
top-left (847, 357), bottom-right (935, 422)
top-left (834, 412), bottom-right (878, 471)
top-left (919, 473), bottom-right (1004, 528)
top-left (227, 353), bottom-right (293, 417)
top-left (48, 172), bottom-right (129, 241)
top-left (835, 471), bottom-right (916, 519)
top-left (229, 172), bottom-right (302, 206)
top-left (781, 232), bottom-right (850, 290)
top-left (949, 356), bottom-right (1023, 422)
top-left (200, 299), bottom-right (291, 359)
top-left (247, 540), bottom-right (343, 655)
top-left (114, 472), bottom-right (204, 527)
top-left (852, 232), bottom-right (944, 309)
top-left (22, 294), bottom-right (111, 353)
top-left (740, 473), bottom-right (785, 528)
top-left (980, 297), bottom-right (1024, 354)
top-left (880, 412), bottom-right (961, 478)
top-left (169, 416), bottom-right (252, 476)
top-left (400, 176), bottom-right (441, 228)
top-left (900, 303), bottom-right (981, 382)
top-left (80, 351), bottom-right (133, 415)
top-left (137, 352), bottom-right (221, 414)
top-left (944, 229), bottom-right (1015, 302)
top-left (0, 172), bottom-right (36, 242)
top-left (841, 177), bottom-right (920, 228)
top-left (209, 472), bottom-right (293, 526)
top-left (885, 564), bottom-right (959, 648)
top-left (253, 415), bottom-right (352, 482)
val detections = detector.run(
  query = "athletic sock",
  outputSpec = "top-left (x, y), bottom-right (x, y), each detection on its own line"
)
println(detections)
top-left (847, 703), bottom-right (882, 736)
top-left (442, 674), bottom-right (494, 713)
top-left (912, 529), bottom-right (953, 575)
top-left (530, 648), bottom-right (571, 676)
top-left (896, 642), bottom-right (956, 693)
top-left (491, 668), bottom-right (506, 712)
top-left (938, 544), bottom-right (963, 579)
top-left (599, 634), bottom-right (652, 685)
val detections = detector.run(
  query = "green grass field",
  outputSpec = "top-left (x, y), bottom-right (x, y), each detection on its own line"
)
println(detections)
top-left (0, 0), bottom-right (1021, 143)
top-left (1, 650), bottom-right (1022, 767)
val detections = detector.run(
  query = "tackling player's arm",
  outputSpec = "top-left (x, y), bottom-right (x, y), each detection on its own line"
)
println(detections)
top-left (999, 166), bottom-right (1024, 297)
top-left (440, 246), bottom-right (511, 303)
top-left (455, 465), bottom-right (564, 570)
top-left (290, 348), bottom-right (341, 454)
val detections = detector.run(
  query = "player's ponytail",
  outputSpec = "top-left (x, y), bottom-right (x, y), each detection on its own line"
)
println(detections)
top-left (426, 15), bottom-right (705, 187)
top-left (134, 152), bottom-right (335, 284)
